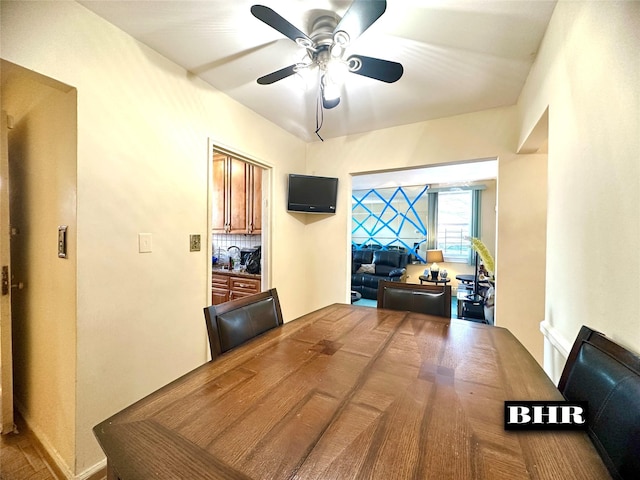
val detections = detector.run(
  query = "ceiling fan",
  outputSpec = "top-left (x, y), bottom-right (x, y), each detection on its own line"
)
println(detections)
top-left (251, 0), bottom-right (403, 111)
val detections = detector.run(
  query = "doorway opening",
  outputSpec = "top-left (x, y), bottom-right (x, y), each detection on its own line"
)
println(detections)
top-left (1, 60), bottom-right (78, 441)
top-left (349, 159), bottom-right (498, 315)
top-left (207, 143), bottom-right (271, 309)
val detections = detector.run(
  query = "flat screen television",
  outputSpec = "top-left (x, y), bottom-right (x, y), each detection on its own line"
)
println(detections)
top-left (287, 174), bottom-right (338, 214)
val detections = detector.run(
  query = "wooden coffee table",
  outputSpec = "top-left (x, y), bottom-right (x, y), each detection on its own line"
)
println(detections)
top-left (418, 275), bottom-right (451, 286)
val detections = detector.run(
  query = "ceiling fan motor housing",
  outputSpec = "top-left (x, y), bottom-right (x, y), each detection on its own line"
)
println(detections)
top-left (310, 15), bottom-right (339, 47)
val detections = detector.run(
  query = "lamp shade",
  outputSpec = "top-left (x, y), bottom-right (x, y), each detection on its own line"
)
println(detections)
top-left (426, 249), bottom-right (444, 264)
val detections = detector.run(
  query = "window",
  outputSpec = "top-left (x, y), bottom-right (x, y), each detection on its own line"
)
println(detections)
top-left (428, 188), bottom-right (481, 263)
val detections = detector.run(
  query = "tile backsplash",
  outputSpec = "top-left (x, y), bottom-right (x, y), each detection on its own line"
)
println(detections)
top-left (212, 234), bottom-right (261, 254)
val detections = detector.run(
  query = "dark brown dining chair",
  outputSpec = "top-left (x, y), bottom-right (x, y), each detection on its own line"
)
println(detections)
top-left (558, 325), bottom-right (640, 480)
top-left (203, 288), bottom-right (283, 361)
top-left (376, 280), bottom-right (451, 318)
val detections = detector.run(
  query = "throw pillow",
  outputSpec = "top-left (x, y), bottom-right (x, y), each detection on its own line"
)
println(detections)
top-left (357, 263), bottom-right (375, 274)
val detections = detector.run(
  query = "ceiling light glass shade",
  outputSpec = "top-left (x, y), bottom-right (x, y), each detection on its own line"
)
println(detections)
top-left (322, 58), bottom-right (348, 103)
top-left (322, 80), bottom-right (341, 101)
top-left (330, 43), bottom-right (344, 58)
top-left (325, 59), bottom-right (349, 84)
top-left (293, 63), bottom-right (317, 89)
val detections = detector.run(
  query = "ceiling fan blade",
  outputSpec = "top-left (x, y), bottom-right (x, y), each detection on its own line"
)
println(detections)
top-left (334, 0), bottom-right (386, 42)
top-left (257, 64), bottom-right (298, 85)
top-left (251, 5), bottom-right (312, 44)
top-left (348, 55), bottom-right (403, 83)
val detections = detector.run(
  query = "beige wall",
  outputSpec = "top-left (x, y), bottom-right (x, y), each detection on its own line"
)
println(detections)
top-left (304, 109), bottom-right (547, 363)
top-left (496, 154), bottom-right (548, 364)
top-left (2, 0), bottom-right (307, 476)
top-left (518, 0), bottom-right (640, 377)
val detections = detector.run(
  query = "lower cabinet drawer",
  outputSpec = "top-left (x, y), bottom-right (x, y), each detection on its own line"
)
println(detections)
top-left (229, 290), bottom-right (256, 301)
top-left (230, 276), bottom-right (260, 295)
top-left (212, 274), bottom-right (230, 289)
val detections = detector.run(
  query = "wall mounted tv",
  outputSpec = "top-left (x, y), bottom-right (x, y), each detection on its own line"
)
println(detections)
top-left (287, 174), bottom-right (339, 214)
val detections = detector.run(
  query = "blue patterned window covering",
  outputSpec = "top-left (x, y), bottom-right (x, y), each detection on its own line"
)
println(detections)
top-left (352, 186), bottom-right (429, 263)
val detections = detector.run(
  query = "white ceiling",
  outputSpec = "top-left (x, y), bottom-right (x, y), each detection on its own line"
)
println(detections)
top-left (78, 0), bottom-right (556, 143)
top-left (352, 158), bottom-right (497, 190)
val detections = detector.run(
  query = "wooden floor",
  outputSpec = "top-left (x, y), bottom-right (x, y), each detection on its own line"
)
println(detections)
top-left (0, 413), bottom-right (62, 480)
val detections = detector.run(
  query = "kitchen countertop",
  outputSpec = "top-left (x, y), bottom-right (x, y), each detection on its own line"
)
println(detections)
top-left (212, 267), bottom-right (261, 279)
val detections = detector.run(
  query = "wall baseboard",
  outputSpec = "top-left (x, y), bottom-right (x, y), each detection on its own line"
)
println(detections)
top-left (79, 460), bottom-right (107, 480)
top-left (539, 319), bottom-right (572, 384)
top-left (13, 401), bottom-right (106, 480)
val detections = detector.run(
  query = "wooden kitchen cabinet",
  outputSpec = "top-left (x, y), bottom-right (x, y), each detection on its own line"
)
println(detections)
top-left (248, 166), bottom-right (262, 234)
top-left (229, 276), bottom-right (261, 300)
top-left (211, 273), bottom-right (230, 305)
top-left (212, 152), bottom-right (262, 234)
top-left (211, 271), bottom-right (261, 304)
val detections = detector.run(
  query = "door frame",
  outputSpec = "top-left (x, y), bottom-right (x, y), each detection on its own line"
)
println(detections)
top-left (206, 139), bottom-right (273, 351)
top-left (1, 111), bottom-right (15, 434)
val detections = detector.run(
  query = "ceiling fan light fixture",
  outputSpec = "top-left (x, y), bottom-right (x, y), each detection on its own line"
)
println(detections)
top-left (296, 37), bottom-right (315, 50)
top-left (293, 63), bottom-right (317, 89)
top-left (334, 30), bottom-right (350, 46)
top-left (331, 30), bottom-right (350, 58)
top-left (321, 75), bottom-right (341, 102)
top-left (325, 58), bottom-right (349, 84)
top-left (330, 43), bottom-right (344, 58)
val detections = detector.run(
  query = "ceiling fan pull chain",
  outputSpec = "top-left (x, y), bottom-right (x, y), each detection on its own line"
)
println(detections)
top-left (315, 91), bottom-right (325, 142)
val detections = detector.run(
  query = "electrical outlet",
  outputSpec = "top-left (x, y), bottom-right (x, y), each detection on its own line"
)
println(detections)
top-left (190, 234), bottom-right (201, 252)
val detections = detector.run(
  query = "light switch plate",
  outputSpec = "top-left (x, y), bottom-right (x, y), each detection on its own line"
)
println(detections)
top-left (139, 233), bottom-right (153, 253)
top-left (190, 234), bottom-right (201, 252)
top-left (58, 226), bottom-right (68, 258)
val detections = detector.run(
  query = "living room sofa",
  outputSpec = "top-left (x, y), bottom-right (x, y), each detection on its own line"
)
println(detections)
top-left (351, 248), bottom-right (409, 300)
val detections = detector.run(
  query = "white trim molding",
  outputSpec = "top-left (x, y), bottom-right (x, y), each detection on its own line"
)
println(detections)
top-left (539, 319), bottom-right (573, 384)
top-left (14, 400), bottom-right (107, 480)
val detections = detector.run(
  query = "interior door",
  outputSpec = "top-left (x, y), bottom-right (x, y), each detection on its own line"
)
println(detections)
top-left (0, 111), bottom-right (15, 434)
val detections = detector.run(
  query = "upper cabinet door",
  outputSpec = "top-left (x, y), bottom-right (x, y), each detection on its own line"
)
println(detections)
top-left (227, 157), bottom-right (248, 234)
top-left (211, 153), bottom-right (228, 233)
top-left (211, 151), bottom-right (262, 234)
top-left (249, 166), bottom-right (262, 234)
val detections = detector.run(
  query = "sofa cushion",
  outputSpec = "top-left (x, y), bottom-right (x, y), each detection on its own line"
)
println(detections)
top-left (351, 274), bottom-right (380, 289)
top-left (357, 263), bottom-right (375, 274)
top-left (389, 268), bottom-right (406, 277)
top-left (373, 250), bottom-right (407, 268)
top-left (353, 249), bottom-right (374, 264)
top-left (375, 264), bottom-right (396, 276)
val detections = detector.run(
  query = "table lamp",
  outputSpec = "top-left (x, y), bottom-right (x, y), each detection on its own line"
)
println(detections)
top-left (426, 249), bottom-right (444, 280)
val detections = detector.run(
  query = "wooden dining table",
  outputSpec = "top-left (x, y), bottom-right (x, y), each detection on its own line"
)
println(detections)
top-left (94, 304), bottom-right (611, 479)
